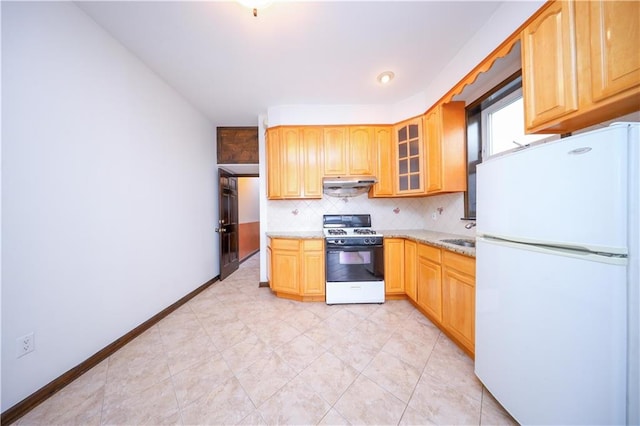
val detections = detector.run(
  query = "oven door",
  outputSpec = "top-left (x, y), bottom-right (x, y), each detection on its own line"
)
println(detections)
top-left (325, 244), bottom-right (384, 282)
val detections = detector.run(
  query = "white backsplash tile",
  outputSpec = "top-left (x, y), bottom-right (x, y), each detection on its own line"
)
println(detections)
top-left (267, 192), bottom-right (476, 237)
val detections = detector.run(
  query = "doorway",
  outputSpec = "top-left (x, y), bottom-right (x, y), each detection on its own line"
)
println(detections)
top-left (217, 168), bottom-right (260, 280)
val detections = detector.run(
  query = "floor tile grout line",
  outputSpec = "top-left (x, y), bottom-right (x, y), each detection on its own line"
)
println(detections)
top-left (395, 329), bottom-right (444, 425)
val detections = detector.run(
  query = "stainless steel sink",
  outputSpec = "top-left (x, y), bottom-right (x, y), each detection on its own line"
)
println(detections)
top-left (440, 238), bottom-right (476, 248)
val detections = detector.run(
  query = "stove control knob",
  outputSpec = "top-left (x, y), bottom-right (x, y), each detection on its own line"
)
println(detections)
top-left (364, 238), bottom-right (371, 244)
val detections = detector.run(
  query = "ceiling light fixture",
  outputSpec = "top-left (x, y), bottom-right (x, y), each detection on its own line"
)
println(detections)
top-left (236, 0), bottom-right (273, 17)
top-left (377, 71), bottom-right (395, 85)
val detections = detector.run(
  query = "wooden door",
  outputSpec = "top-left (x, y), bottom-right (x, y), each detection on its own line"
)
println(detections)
top-left (349, 127), bottom-right (375, 175)
top-left (417, 244), bottom-right (442, 322)
top-left (588, 0), bottom-right (640, 102)
top-left (301, 127), bottom-right (323, 198)
top-left (281, 127), bottom-right (302, 198)
top-left (218, 168), bottom-right (239, 280)
top-left (425, 108), bottom-right (442, 193)
top-left (404, 240), bottom-right (417, 302)
top-left (522, 0), bottom-right (579, 132)
top-left (442, 267), bottom-right (475, 353)
top-left (372, 126), bottom-right (394, 197)
top-left (266, 128), bottom-right (282, 199)
top-left (323, 127), bottom-right (349, 176)
top-left (384, 238), bottom-right (405, 295)
top-left (301, 240), bottom-right (325, 296)
top-left (271, 239), bottom-right (300, 295)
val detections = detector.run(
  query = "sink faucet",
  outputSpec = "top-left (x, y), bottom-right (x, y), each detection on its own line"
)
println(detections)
top-left (465, 222), bottom-right (476, 229)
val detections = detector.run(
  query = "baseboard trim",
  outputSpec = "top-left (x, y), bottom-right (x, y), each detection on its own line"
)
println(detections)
top-left (1, 275), bottom-right (219, 425)
top-left (240, 249), bottom-right (259, 264)
top-left (258, 281), bottom-right (270, 288)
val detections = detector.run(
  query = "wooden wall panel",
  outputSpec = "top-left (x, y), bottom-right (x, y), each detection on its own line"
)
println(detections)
top-left (239, 221), bottom-right (260, 260)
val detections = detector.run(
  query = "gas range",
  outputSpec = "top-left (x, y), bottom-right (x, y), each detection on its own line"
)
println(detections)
top-left (323, 214), bottom-right (383, 246)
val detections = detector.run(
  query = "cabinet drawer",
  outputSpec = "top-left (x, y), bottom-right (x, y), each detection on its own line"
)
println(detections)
top-left (270, 238), bottom-right (300, 251)
top-left (443, 251), bottom-right (475, 277)
top-left (303, 239), bottom-right (324, 251)
top-left (418, 243), bottom-right (441, 263)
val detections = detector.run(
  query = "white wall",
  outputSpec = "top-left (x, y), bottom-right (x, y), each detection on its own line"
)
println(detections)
top-left (238, 177), bottom-right (260, 224)
top-left (1, 2), bottom-right (216, 411)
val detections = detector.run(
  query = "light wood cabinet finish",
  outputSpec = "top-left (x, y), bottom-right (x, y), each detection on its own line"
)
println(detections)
top-left (522, 0), bottom-right (640, 133)
top-left (384, 238), bottom-right (405, 296)
top-left (394, 117), bottom-right (424, 195)
top-left (522, 0), bottom-right (579, 131)
top-left (588, 1), bottom-right (640, 102)
top-left (442, 251), bottom-right (476, 354)
top-left (423, 102), bottom-right (467, 194)
top-left (371, 126), bottom-right (395, 197)
top-left (404, 240), bottom-right (417, 302)
top-left (416, 243), bottom-right (443, 322)
top-left (323, 126), bottom-right (376, 177)
top-left (349, 127), bottom-right (376, 176)
top-left (323, 127), bottom-right (349, 176)
top-left (301, 240), bottom-right (325, 296)
top-left (268, 237), bottom-right (325, 301)
top-left (266, 127), bottom-right (323, 199)
top-left (269, 238), bottom-right (300, 296)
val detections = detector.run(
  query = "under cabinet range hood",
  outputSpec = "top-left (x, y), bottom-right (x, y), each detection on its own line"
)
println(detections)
top-left (322, 176), bottom-right (378, 197)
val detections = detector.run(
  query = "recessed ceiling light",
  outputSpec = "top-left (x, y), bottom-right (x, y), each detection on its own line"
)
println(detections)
top-left (236, 0), bottom-right (273, 16)
top-left (377, 71), bottom-right (395, 85)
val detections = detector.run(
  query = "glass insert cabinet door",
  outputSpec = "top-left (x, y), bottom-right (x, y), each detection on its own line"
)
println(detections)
top-left (395, 118), bottom-right (424, 193)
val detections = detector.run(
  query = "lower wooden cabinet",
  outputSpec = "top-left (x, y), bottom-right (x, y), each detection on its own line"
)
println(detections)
top-left (404, 241), bottom-right (476, 357)
top-left (383, 238), bottom-right (405, 297)
top-left (268, 237), bottom-right (325, 301)
top-left (404, 240), bottom-right (417, 302)
top-left (416, 244), bottom-right (443, 323)
top-left (442, 250), bottom-right (476, 355)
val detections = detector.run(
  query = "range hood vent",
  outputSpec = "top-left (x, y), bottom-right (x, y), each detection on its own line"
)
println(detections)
top-left (322, 176), bottom-right (378, 198)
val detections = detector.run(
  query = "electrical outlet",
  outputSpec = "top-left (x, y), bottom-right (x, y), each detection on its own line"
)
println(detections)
top-left (16, 332), bottom-right (35, 358)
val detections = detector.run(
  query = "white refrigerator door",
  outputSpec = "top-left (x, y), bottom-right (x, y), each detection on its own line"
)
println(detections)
top-left (477, 125), bottom-right (629, 254)
top-left (475, 237), bottom-right (627, 425)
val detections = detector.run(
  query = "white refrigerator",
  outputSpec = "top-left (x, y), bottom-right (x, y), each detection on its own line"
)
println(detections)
top-left (475, 123), bottom-right (639, 425)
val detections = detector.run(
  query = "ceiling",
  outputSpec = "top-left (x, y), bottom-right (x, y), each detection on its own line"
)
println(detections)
top-left (77, 1), bottom-right (505, 128)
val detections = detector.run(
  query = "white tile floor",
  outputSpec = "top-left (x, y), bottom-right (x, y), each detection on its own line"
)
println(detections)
top-left (15, 254), bottom-right (517, 425)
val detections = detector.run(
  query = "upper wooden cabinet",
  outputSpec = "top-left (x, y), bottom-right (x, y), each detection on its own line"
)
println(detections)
top-left (323, 126), bottom-right (375, 177)
top-left (371, 126), bottom-right (394, 197)
top-left (394, 117), bottom-right (425, 195)
top-left (349, 127), bottom-right (376, 176)
top-left (423, 102), bottom-right (467, 195)
top-left (522, 0), bottom-right (640, 133)
top-left (522, 0), bottom-right (579, 132)
top-left (266, 127), bottom-right (323, 199)
top-left (587, 0), bottom-right (640, 103)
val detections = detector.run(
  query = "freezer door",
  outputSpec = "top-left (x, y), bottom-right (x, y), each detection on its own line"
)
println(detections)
top-left (477, 125), bottom-right (629, 254)
top-left (475, 237), bottom-right (627, 425)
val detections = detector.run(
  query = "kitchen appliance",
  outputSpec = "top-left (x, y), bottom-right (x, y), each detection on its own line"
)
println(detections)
top-left (475, 123), bottom-right (638, 425)
top-left (322, 176), bottom-right (377, 198)
top-left (323, 214), bottom-right (385, 304)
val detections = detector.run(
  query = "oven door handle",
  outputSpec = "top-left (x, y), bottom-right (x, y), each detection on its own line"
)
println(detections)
top-left (326, 245), bottom-right (383, 252)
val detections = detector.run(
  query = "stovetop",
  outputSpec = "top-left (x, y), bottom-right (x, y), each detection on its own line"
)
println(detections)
top-left (323, 214), bottom-right (383, 244)
top-left (324, 228), bottom-right (381, 237)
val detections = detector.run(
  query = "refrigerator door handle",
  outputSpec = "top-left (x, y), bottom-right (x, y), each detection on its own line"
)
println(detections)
top-left (478, 236), bottom-right (628, 266)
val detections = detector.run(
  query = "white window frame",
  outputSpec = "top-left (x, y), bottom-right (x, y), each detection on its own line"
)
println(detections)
top-left (481, 88), bottom-right (558, 160)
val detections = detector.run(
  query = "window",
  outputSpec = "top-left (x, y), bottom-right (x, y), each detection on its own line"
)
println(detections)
top-left (464, 74), bottom-right (557, 219)
top-left (481, 88), bottom-right (555, 159)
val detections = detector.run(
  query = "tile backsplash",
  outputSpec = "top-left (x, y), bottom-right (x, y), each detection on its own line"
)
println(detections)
top-left (267, 192), bottom-right (476, 237)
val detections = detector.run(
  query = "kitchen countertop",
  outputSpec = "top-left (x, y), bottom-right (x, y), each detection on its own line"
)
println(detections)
top-left (266, 231), bottom-right (324, 239)
top-left (378, 229), bottom-right (475, 257)
top-left (267, 229), bottom-right (475, 257)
